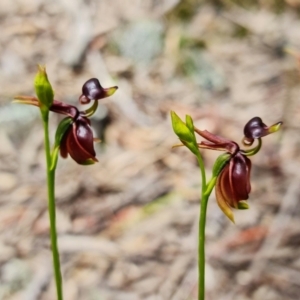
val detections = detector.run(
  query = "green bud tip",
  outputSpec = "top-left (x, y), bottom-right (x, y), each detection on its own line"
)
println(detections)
top-left (185, 115), bottom-right (194, 132)
top-left (34, 64), bottom-right (54, 109)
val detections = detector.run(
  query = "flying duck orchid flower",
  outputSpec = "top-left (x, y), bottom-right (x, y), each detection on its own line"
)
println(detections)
top-left (171, 111), bottom-right (282, 222)
top-left (14, 78), bottom-right (118, 165)
top-left (194, 117), bottom-right (282, 222)
top-left (193, 128), bottom-right (248, 222)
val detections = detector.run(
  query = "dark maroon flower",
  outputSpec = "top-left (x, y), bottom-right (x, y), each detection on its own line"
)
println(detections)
top-left (215, 152), bottom-right (251, 222)
top-left (195, 116), bottom-right (282, 222)
top-left (59, 115), bottom-right (98, 164)
top-left (14, 78), bottom-right (118, 165)
top-left (50, 100), bottom-right (98, 164)
top-left (195, 128), bottom-right (251, 222)
top-left (13, 98), bottom-right (98, 164)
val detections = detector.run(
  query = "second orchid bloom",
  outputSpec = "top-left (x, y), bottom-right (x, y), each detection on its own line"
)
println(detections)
top-left (171, 112), bottom-right (282, 222)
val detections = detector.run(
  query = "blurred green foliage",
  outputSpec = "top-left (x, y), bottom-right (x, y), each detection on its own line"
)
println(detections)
top-left (227, 0), bottom-right (286, 13)
top-left (166, 0), bottom-right (201, 21)
top-left (167, 0), bottom-right (297, 21)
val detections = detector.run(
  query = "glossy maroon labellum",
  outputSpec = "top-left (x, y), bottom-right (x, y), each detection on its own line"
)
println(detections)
top-left (59, 116), bottom-right (97, 165)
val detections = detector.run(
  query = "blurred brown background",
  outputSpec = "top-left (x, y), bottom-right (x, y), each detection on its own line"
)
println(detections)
top-left (0, 0), bottom-right (300, 299)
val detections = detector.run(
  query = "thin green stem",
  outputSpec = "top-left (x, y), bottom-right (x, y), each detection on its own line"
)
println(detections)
top-left (196, 152), bottom-right (218, 300)
top-left (196, 154), bottom-right (206, 195)
top-left (42, 116), bottom-right (63, 300)
top-left (241, 138), bottom-right (262, 156)
top-left (198, 192), bottom-right (208, 300)
top-left (204, 177), bottom-right (217, 198)
top-left (196, 153), bottom-right (207, 300)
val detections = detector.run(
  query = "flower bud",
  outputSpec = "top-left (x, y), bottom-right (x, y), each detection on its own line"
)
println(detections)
top-left (171, 112), bottom-right (194, 141)
top-left (185, 115), bottom-right (194, 132)
top-left (171, 111), bottom-right (199, 155)
top-left (34, 65), bottom-right (54, 112)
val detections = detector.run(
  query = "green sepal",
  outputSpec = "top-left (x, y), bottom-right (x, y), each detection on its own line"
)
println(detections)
top-left (171, 111), bottom-right (194, 142)
top-left (50, 117), bottom-right (73, 170)
top-left (212, 153), bottom-right (231, 177)
top-left (34, 65), bottom-right (54, 114)
top-left (54, 117), bottom-right (73, 148)
top-left (185, 115), bottom-right (194, 132)
top-left (170, 111), bottom-right (199, 155)
top-left (237, 201), bottom-right (249, 210)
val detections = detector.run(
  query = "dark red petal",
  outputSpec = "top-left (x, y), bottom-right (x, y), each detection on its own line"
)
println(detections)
top-left (215, 171), bottom-right (235, 222)
top-left (194, 129), bottom-right (232, 144)
top-left (198, 141), bottom-right (239, 154)
top-left (198, 141), bottom-right (228, 151)
top-left (66, 120), bottom-right (97, 164)
top-left (75, 117), bottom-right (95, 157)
top-left (194, 129), bottom-right (239, 154)
top-left (220, 162), bottom-right (237, 208)
top-left (230, 153), bottom-right (251, 201)
top-left (50, 100), bottom-right (79, 118)
top-left (245, 156), bottom-right (252, 194)
top-left (59, 127), bottom-right (71, 158)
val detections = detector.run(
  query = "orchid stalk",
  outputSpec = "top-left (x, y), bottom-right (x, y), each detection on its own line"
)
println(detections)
top-left (13, 66), bottom-right (117, 299)
top-left (171, 111), bottom-right (282, 300)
